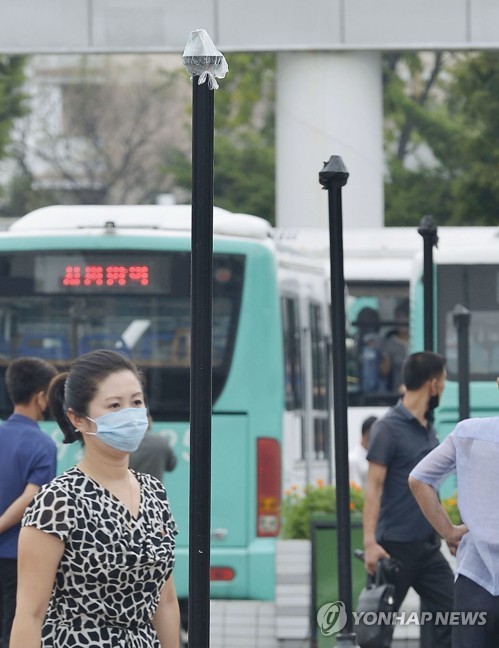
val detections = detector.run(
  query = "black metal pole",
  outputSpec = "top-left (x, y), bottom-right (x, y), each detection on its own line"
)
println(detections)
top-left (319, 155), bottom-right (358, 646)
top-left (418, 215), bottom-right (438, 352)
top-left (189, 76), bottom-right (214, 647)
top-left (417, 216), bottom-right (439, 648)
top-left (453, 304), bottom-right (471, 421)
top-left (325, 335), bottom-right (333, 485)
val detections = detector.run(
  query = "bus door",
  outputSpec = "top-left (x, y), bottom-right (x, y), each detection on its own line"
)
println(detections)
top-left (281, 293), bottom-right (329, 490)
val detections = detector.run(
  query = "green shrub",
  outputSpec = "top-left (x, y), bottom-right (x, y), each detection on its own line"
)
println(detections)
top-left (442, 495), bottom-right (461, 525)
top-left (281, 480), bottom-right (364, 540)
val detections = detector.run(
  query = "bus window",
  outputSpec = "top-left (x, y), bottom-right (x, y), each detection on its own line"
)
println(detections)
top-left (310, 303), bottom-right (327, 411)
top-left (282, 297), bottom-right (303, 411)
top-left (346, 281), bottom-right (410, 406)
top-left (309, 302), bottom-right (329, 460)
top-left (313, 417), bottom-right (329, 461)
top-left (0, 250), bottom-right (245, 419)
top-left (437, 264), bottom-right (499, 380)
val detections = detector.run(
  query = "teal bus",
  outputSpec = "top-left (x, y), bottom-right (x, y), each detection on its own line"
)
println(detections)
top-left (0, 205), bottom-right (332, 620)
top-left (281, 225), bottom-right (499, 472)
top-left (410, 227), bottom-right (499, 497)
top-left (274, 226), bottom-right (421, 453)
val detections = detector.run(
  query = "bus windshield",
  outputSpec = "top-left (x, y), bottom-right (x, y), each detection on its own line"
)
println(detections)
top-left (0, 250), bottom-right (245, 418)
top-left (437, 264), bottom-right (499, 381)
top-left (346, 280), bottom-right (410, 407)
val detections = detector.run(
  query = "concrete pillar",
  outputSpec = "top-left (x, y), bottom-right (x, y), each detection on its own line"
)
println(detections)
top-left (276, 51), bottom-right (384, 229)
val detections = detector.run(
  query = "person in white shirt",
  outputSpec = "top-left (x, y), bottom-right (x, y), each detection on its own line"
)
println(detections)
top-left (409, 381), bottom-right (499, 648)
top-left (349, 415), bottom-right (377, 490)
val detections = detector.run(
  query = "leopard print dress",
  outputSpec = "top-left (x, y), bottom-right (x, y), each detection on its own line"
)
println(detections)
top-left (22, 466), bottom-right (177, 647)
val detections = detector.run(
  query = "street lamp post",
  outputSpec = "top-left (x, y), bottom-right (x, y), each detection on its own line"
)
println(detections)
top-left (417, 216), bottom-right (439, 648)
top-left (453, 304), bottom-right (471, 422)
top-left (418, 215), bottom-right (439, 352)
top-left (183, 30), bottom-right (228, 648)
top-left (319, 155), bottom-right (359, 646)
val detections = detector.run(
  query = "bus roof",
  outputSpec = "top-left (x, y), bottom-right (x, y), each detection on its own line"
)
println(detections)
top-left (415, 227), bottom-right (499, 265)
top-left (275, 225), bottom-right (499, 280)
top-left (275, 227), bottom-right (423, 281)
top-left (10, 208), bottom-right (499, 272)
top-left (9, 205), bottom-right (272, 241)
top-left (434, 244), bottom-right (499, 265)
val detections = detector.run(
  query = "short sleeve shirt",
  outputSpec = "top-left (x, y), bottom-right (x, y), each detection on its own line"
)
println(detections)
top-left (410, 417), bottom-right (499, 595)
top-left (367, 401), bottom-right (438, 542)
top-left (0, 413), bottom-right (57, 558)
top-left (22, 467), bottom-right (177, 648)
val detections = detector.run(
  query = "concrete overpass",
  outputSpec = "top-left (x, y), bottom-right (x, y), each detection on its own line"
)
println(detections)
top-left (1, 0), bottom-right (498, 228)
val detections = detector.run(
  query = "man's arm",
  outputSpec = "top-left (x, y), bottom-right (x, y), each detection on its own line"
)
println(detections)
top-left (408, 478), bottom-right (467, 554)
top-left (408, 431), bottom-right (465, 554)
top-left (363, 461), bottom-right (390, 574)
top-left (0, 483), bottom-right (40, 535)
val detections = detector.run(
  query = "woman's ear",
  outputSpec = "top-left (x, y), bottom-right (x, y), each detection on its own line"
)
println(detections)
top-left (67, 408), bottom-right (86, 432)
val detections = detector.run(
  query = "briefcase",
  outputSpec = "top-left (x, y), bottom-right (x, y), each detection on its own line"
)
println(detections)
top-left (355, 558), bottom-right (399, 648)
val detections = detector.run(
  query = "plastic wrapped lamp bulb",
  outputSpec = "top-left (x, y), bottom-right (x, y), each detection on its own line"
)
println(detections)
top-left (183, 29), bottom-right (228, 89)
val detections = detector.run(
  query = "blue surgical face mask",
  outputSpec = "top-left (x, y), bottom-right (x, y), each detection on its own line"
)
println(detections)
top-left (84, 407), bottom-right (148, 452)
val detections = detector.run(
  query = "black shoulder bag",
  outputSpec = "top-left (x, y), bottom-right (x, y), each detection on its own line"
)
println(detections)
top-left (355, 556), bottom-right (401, 648)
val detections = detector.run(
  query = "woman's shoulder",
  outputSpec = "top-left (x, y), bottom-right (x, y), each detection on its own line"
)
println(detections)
top-left (23, 468), bottom-right (83, 536)
top-left (37, 466), bottom-right (85, 498)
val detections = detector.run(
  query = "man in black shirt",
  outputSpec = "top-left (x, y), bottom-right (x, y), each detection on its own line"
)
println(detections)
top-left (363, 351), bottom-right (454, 647)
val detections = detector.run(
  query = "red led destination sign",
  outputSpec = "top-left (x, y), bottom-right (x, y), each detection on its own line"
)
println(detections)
top-left (62, 265), bottom-right (149, 288)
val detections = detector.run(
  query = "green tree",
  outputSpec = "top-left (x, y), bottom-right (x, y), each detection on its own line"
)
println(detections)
top-left (445, 52), bottom-right (499, 225)
top-left (1, 55), bottom-right (190, 217)
top-left (0, 56), bottom-right (26, 154)
top-left (165, 52), bottom-right (276, 223)
top-left (0, 55), bottom-right (27, 214)
top-left (0, 169), bottom-right (57, 219)
top-left (383, 52), bottom-right (462, 226)
top-left (384, 51), bottom-right (499, 227)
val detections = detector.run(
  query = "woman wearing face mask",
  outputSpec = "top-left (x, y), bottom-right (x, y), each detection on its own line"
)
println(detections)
top-left (10, 349), bottom-right (180, 648)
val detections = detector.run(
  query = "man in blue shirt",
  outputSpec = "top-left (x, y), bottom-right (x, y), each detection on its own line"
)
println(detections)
top-left (409, 391), bottom-right (499, 648)
top-left (0, 357), bottom-right (57, 648)
top-left (363, 351), bottom-right (454, 647)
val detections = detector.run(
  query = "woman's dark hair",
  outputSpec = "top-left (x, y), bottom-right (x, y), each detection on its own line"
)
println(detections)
top-left (402, 351), bottom-right (446, 391)
top-left (47, 349), bottom-right (144, 444)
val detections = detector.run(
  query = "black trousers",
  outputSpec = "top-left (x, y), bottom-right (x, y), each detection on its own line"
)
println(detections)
top-left (452, 574), bottom-right (499, 648)
top-left (381, 537), bottom-right (454, 648)
top-left (0, 558), bottom-right (17, 648)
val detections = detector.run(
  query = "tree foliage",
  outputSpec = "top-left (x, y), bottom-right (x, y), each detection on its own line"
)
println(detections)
top-left (165, 52), bottom-right (276, 223)
top-left (445, 52), bottom-right (499, 224)
top-left (3, 53), bottom-right (276, 222)
top-left (384, 52), bottom-right (456, 226)
top-left (5, 50), bottom-right (499, 227)
top-left (1, 55), bottom-right (189, 216)
top-left (0, 56), bottom-right (27, 211)
top-left (0, 56), bottom-right (26, 155)
top-left (384, 51), bottom-right (499, 227)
